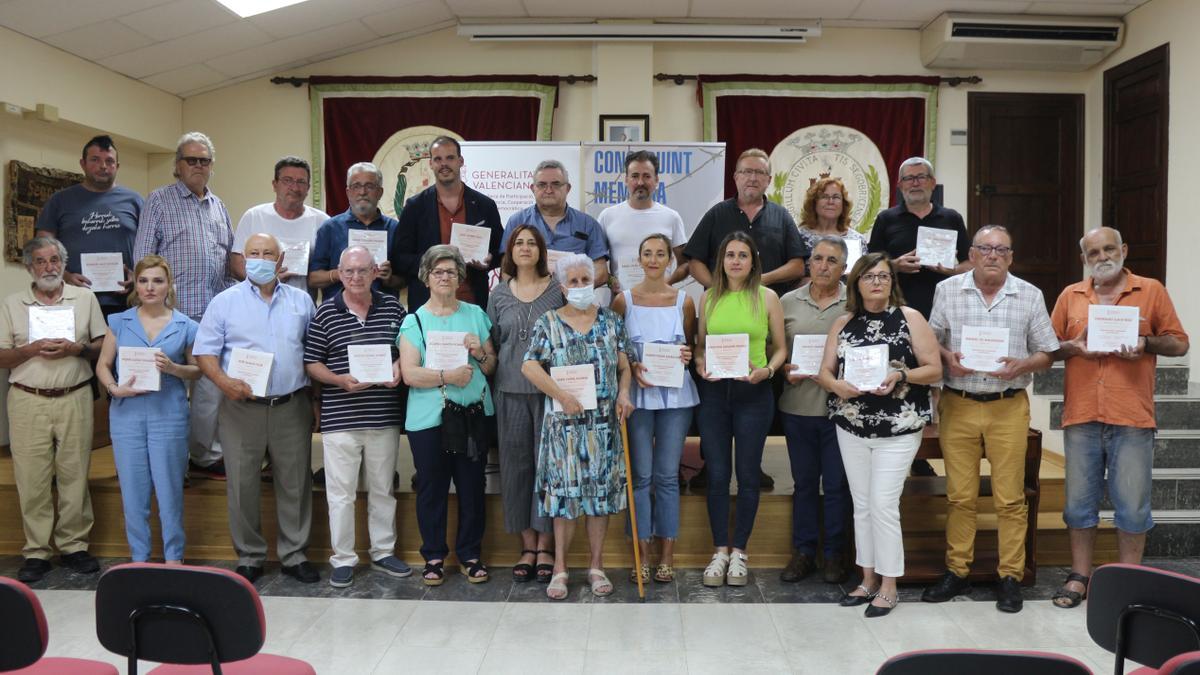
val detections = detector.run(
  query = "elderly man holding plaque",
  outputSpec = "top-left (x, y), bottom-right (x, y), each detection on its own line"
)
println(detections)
top-left (1047, 226), bottom-right (1188, 609)
top-left (924, 225), bottom-right (1058, 613)
top-left (304, 246), bottom-right (410, 588)
top-left (0, 237), bottom-right (106, 583)
top-left (193, 233), bottom-right (319, 584)
top-left (778, 235), bottom-right (850, 585)
top-left (310, 162), bottom-right (400, 299)
top-left (815, 252), bottom-right (941, 618)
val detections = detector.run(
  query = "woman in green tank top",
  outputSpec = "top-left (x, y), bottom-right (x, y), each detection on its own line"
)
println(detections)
top-left (694, 231), bottom-right (787, 588)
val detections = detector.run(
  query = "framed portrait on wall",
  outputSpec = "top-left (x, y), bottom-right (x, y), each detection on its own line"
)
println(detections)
top-left (599, 114), bottom-right (650, 142)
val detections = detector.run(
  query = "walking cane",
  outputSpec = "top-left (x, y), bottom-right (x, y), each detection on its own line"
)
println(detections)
top-left (620, 416), bottom-right (646, 601)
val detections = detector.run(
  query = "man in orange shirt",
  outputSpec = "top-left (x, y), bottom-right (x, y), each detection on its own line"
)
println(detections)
top-left (1049, 226), bottom-right (1188, 608)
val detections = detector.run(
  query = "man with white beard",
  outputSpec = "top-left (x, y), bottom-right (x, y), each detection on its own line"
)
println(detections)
top-left (0, 237), bottom-right (107, 583)
top-left (1047, 226), bottom-right (1189, 609)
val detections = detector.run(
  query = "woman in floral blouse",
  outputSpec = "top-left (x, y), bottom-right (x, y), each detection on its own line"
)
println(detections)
top-left (815, 252), bottom-right (941, 618)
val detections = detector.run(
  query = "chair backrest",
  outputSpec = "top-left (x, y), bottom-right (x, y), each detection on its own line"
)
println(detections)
top-left (95, 563), bottom-right (267, 666)
top-left (1087, 564), bottom-right (1200, 669)
top-left (876, 649), bottom-right (1094, 675)
top-left (0, 576), bottom-right (49, 671)
top-left (1160, 651), bottom-right (1200, 675)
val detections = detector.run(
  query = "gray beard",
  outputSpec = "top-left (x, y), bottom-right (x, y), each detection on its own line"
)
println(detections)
top-left (35, 274), bottom-right (62, 293)
top-left (1090, 259), bottom-right (1124, 282)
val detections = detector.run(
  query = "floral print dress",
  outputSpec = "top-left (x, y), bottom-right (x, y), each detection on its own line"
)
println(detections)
top-left (828, 306), bottom-right (931, 438)
top-left (524, 307), bottom-right (632, 519)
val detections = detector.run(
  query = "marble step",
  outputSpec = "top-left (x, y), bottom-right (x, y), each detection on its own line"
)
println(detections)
top-left (1049, 394), bottom-right (1200, 431)
top-left (1154, 432), bottom-right (1200, 468)
top-left (1099, 511), bottom-right (1200, 557)
top-left (1034, 363), bottom-right (1190, 396)
top-left (1096, 470), bottom-right (1200, 511)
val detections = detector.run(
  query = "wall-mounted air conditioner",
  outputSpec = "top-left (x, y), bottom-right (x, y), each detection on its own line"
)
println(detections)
top-left (921, 13), bottom-right (1123, 71)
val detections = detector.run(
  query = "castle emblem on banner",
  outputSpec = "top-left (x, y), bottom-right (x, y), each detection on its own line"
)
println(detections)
top-left (372, 126), bottom-right (463, 218)
top-left (768, 125), bottom-right (888, 235)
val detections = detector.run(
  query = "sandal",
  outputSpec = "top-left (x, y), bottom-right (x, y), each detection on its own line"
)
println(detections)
top-left (1052, 572), bottom-right (1090, 609)
top-left (654, 563), bottom-right (675, 583)
top-left (422, 560), bottom-right (445, 586)
top-left (460, 559), bottom-right (489, 584)
top-left (630, 563), bottom-right (650, 584)
top-left (839, 584), bottom-right (879, 607)
top-left (512, 549), bottom-right (536, 583)
top-left (535, 549), bottom-right (554, 584)
top-left (588, 568), bottom-right (613, 597)
top-left (547, 571), bottom-right (569, 600)
top-left (865, 591), bottom-right (897, 618)
top-left (726, 551), bottom-right (749, 587)
top-left (703, 552), bottom-right (729, 587)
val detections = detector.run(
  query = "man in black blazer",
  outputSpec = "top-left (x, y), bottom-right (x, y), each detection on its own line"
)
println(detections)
top-left (389, 136), bottom-right (504, 310)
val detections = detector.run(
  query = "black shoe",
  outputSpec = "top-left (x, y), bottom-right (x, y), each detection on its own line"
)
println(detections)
top-left (995, 576), bottom-right (1024, 613)
top-left (281, 561), bottom-right (320, 583)
top-left (189, 459), bottom-right (226, 481)
top-left (60, 551), bottom-right (100, 574)
top-left (312, 468), bottom-right (325, 485)
top-left (17, 558), bottom-right (51, 583)
top-left (839, 584), bottom-right (877, 607)
top-left (235, 565), bottom-right (263, 583)
top-left (864, 592), bottom-right (897, 618)
top-left (780, 552), bottom-right (815, 583)
top-left (822, 556), bottom-right (847, 584)
top-left (759, 470), bottom-right (775, 490)
top-left (689, 465), bottom-right (708, 489)
top-left (922, 570), bottom-right (970, 603)
top-left (910, 459), bottom-right (937, 477)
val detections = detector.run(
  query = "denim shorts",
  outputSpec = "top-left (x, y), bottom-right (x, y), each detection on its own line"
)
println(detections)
top-left (1062, 422), bottom-right (1155, 533)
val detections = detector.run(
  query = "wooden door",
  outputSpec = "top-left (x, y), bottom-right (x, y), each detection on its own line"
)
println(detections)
top-left (968, 92), bottom-right (1083, 309)
top-left (1104, 43), bottom-right (1170, 282)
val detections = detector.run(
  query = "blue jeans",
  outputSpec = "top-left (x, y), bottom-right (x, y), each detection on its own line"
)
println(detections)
top-left (696, 378), bottom-right (774, 550)
top-left (1063, 422), bottom-right (1155, 533)
top-left (627, 406), bottom-right (694, 540)
top-left (781, 413), bottom-right (849, 558)
top-left (110, 410), bottom-right (189, 561)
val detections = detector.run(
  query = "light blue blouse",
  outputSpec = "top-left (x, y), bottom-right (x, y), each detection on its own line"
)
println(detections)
top-left (398, 302), bottom-right (495, 432)
top-left (108, 308), bottom-right (199, 416)
top-left (622, 290), bottom-right (699, 410)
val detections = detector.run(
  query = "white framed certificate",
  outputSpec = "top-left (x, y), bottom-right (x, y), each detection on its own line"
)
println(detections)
top-left (959, 325), bottom-right (1009, 372)
top-left (844, 344), bottom-right (889, 391)
top-left (449, 222), bottom-right (491, 264)
top-left (916, 226), bottom-right (958, 269)
top-left (550, 364), bottom-right (598, 411)
top-left (347, 229), bottom-right (388, 265)
top-left (424, 331), bottom-right (468, 371)
top-left (228, 347), bottom-right (273, 398)
top-left (1087, 305), bottom-right (1140, 352)
top-left (706, 333), bottom-right (750, 379)
top-left (118, 347), bottom-right (161, 391)
top-left (790, 334), bottom-right (827, 376)
top-left (28, 306), bottom-right (75, 341)
top-left (616, 260), bottom-right (646, 290)
top-left (280, 240), bottom-right (310, 274)
top-left (80, 252), bottom-right (124, 292)
top-left (546, 249), bottom-right (571, 275)
top-left (641, 343), bottom-right (685, 388)
top-left (347, 344), bottom-right (393, 383)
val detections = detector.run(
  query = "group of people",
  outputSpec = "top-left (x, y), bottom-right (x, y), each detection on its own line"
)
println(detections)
top-left (1, 131), bottom-right (1186, 614)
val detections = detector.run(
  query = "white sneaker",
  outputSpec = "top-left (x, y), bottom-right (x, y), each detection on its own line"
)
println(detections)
top-left (727, 551), bottom-right (749, 586)
top-left (703, 552), bottom-right (729, 587)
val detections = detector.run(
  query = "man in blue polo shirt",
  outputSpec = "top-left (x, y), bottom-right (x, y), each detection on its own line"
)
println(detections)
top-left (308, 162), bottom-right (402, 300)
top-left (500, 159), bottom-right (609, 287)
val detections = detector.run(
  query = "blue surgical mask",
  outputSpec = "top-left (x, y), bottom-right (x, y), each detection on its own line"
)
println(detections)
top-left (245, 257), bottom-right (278, 285)
top-left (566, 285), bottom-right (594, 310)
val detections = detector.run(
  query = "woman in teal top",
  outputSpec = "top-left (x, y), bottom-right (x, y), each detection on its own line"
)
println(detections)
top-left (398, 245), bottom-right (497, 587)
top-left (694, 231), bottom-right (787, 589)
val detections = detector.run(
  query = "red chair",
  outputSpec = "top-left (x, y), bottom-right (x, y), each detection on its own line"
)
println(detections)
top-left (1131, 651), bottom-right (1200, 675)
top-left (1087, 564), bottom-right (1200, 675)
top-left (0, 576), bottom-right (117, 674)
top-left (876, 649), bottom-right (1093, 674)
top-left (94, 563), bottom-right (315, 675)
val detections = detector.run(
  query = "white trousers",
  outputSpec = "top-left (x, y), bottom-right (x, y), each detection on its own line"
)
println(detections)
top-left (323, 427), bottom-right (401, 568)
top-left (836, 427), bottom-right (922, 578)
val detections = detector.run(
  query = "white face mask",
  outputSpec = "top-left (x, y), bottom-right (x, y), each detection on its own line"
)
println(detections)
top-left (566, 285), bottom-right (595, 309)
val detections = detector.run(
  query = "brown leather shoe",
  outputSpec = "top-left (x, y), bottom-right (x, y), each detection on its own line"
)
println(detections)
top-left (780, 551), bottom-right (815, 583)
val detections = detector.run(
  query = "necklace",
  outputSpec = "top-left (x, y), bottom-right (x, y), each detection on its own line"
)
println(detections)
top-left (517, 301), bottom-right (536, 341)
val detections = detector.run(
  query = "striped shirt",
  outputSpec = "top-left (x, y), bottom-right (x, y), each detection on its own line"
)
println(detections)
top-left (134, 181), bottom-right (234, 321)
top-left (304, 290), bottom-right (406, 432)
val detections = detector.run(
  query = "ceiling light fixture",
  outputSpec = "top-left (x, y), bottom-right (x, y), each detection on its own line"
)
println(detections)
top-left (213, 0), bottom-right (310, 19)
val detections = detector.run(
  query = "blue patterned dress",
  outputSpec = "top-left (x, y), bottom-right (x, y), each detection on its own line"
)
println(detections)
top-left (524, 307), bottom-right (632, 519)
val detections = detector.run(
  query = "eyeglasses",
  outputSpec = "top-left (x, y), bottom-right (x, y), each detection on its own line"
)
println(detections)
top-left (339, 267), bottom-right (373, 278)
top-left (348, 182), bottom-right (380, 192)
top-left (429, 269), bottom-right (458, 278)
top-left (277, 177), bottom-right (309, 187)
top-left (736, 169), bottom-right (770, 177)
top-left (860, 272), bottom-right (893, 284)
top-left (534, 181), bottom-right (566, 191)
top-left (818, 193), bottom-right (844, 202)
top-left (180, 156), bottom-right (212, 167)
top-left (973, 245), bottom-right (1012, 256)
top-left (899, 173), bottom-right (933, 184)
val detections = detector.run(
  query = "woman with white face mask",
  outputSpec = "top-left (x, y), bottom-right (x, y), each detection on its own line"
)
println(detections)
top-left (521, 253), bottom-right (635, 600)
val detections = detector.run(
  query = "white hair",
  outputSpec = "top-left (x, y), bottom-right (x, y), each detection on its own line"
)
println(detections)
top-left (898, 156), bottom-right (934, 176)
top-left (1079, 226), bottom-right (1123, 252)
top-left (175, 131), bottom-right (214, 161)
top-left (553, 253), bottom-right (593, 283)
top-left (346, 161), bottom-right (383, 186)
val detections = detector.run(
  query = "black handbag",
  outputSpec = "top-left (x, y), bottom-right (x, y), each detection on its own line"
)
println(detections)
top-left (414, 313), bottom-right (489, 460)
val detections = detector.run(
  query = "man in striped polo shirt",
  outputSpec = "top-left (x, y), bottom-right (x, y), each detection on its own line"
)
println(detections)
top-left (304, 246), bottom-right (410, 588)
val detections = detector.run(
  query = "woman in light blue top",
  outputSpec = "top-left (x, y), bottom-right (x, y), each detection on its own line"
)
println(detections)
top-left (610, 234), bottom-right (698, 584)
top-left (398, 245), bottom-right (497, 587)
top-left (95, 255), bottom-right (200, 563)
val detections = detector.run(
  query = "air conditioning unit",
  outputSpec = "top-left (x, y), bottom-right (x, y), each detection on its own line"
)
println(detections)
top-left (921, 13), bottom-right (1123, 71)
top-left (458, 22), bottom-right (820, 43)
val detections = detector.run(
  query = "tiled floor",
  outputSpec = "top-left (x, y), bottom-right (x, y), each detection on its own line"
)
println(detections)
top-left (14, 556), bottom-right (1199, 674)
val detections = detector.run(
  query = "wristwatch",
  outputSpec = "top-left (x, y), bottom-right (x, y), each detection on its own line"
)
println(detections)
top-left (766, 366), bottom-right (775, 379)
